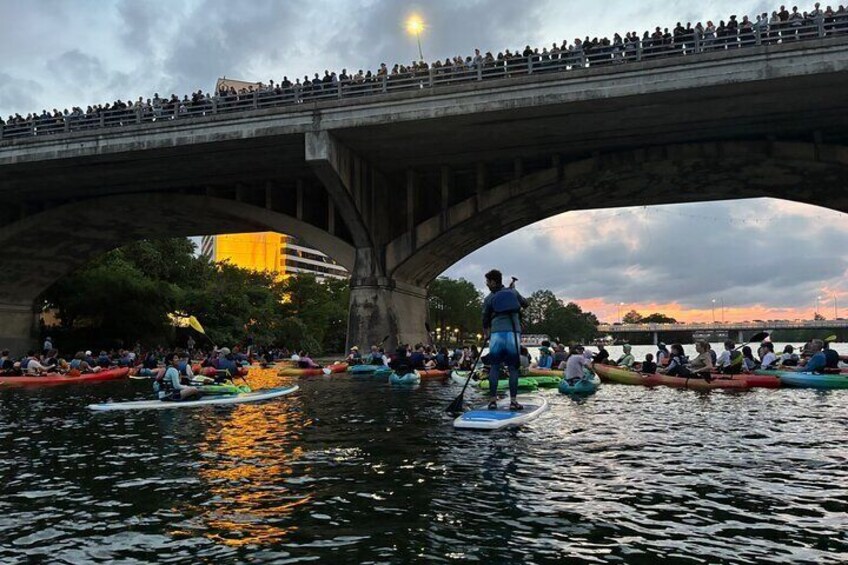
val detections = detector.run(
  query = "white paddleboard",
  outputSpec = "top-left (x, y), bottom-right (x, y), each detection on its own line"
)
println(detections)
top-left (88, 385), bottom-right (298, 412)
top-left (453, 395), bottom-right (548, 430)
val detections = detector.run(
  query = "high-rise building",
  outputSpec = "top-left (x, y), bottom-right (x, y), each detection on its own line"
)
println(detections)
top-left (200, 233), bottom-right (347, 281)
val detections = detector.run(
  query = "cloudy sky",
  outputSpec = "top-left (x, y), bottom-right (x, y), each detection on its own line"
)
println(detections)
top-left (3, 0), bottom-right (845, 323)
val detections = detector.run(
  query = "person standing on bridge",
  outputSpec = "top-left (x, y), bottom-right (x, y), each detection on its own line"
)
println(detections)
top-left (482, 270), bottom-right (528, 411)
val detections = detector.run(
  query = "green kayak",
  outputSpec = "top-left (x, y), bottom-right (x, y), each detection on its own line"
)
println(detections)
top-left (196, 383), bottom-right (251, 395)
top-left (477, 378), bottom-right (539, 393)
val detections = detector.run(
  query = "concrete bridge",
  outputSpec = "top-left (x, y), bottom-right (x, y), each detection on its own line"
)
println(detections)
top-left (598, 319), bottom-right (848, 344)
top-left (1, 37), bottom-right (848, 354)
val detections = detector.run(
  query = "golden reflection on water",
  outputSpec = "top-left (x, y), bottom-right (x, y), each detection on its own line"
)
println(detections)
top-left (189, 367), bottom-right (310, 547)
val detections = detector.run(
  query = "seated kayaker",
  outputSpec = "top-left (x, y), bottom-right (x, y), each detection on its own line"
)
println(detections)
top-left (97, 351), bottom-right (111, 368)
top-left (778, 344), bottom-right (799, 367)
top-left (656, 342), bottom-right (670, 366)
top-left (177, 352), bottom-right (194, 379)
top-left (824, 341), bottom-right (840, 370)
top-left (0, 350), bottom-right (14, 373)
top-left (759, 342), bottom-right (778, 370)
top-left (297, 351), bottom-right (321, 369)
top-left (434, 347), bottom-right (451, 370)
top-left (346, 346), bottom-right (362, 365)
top-left (715, 341), bottom-right (744, 374)
top-left (687, 341), bottom-right (714, 377)
top-left (154, 353), bottom-right (199, 401)
top-left (741, 346), bottom-right (759, 372)
top-left (639, 353), bottom-right (657, 374)
top-left (661, 343), bottom-right (695, 377)
top-left (409, 344), bottom-right (435, 370)
top-left (216, 347), bottom-right (240, 376)
top-left (796, 340), bottom-right (827, 373)
top-left (564, 345), bottom-right (592, 384)
top-left (389, 346), bottom-right (412, 374)
top-left (535, 343), bottom-right (554, 369)
top-left (142, 351), bottom-right (159, 370)
top-left (616, 344), bottom-right (635, 368)
top-left (365, 345), bottom-right (384, 366)
top-left (519, 346), bottom-right (531, 375)
top-left (24, 351), bottom-right (55, 375)
top-left (69, 351), bottom-right (98, 374)
top-left (552, 344), bottom-right (568, 370)
top-left (592, 344), bottom-right (610, 365)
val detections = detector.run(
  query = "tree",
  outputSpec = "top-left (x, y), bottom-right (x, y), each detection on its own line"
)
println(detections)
top-left (641, 313), bottom-right (678, 324)
top-left (622, 310), bottom-right (644, 324)
top-left (524, 290), bottom-right (561, 330)
top-left (428, 277), bottom-right (483, 337)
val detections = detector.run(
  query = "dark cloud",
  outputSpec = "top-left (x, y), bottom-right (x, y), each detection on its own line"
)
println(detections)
top-left (444, 199), bottom-right (848, 311)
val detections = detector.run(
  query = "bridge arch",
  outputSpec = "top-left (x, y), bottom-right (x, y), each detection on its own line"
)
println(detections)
top-left (387, 140), bottom-right (848, 287)
top-left (0, 193), bottom-right (355, 352)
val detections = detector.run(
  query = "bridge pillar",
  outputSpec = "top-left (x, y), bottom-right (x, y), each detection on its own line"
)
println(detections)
top-left (0, 302), bottom-right (39, 356)
top-left (738, 330), bottom-right (744, 343)
top-left (346, 248), bottom-right (428, 352)
top-left (653, 332), bottom-right (658, 346)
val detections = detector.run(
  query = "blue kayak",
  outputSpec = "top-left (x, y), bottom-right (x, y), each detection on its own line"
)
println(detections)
top-left (390, 372), bottom-right (420, 385)
top-left (559, 375), bottom-right (601, 395)
top-left (764, 371), bottom-right (848, 389)
top-left (349, 364), bottom-right (389, 375)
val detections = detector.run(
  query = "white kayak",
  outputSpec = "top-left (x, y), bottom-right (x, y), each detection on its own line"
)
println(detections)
top-left (88, 385), bottom-right (298, 412)
top-left (453, 395), bottom-right (548, 431)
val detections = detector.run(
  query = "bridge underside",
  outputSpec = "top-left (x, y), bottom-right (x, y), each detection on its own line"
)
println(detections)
top-left (1, 39), bottom-right (847, 354)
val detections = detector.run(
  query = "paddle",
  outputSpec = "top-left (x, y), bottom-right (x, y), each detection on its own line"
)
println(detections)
top-left (734, 331), bottom-right (769, 352)
top-left (446, 336), bottom-right (489, 414)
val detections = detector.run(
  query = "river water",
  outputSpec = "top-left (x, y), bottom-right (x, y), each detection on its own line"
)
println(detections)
top-left (1, 357), bottom-right (846, 563)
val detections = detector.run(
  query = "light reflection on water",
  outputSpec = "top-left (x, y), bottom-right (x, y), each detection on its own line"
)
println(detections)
top-left (0, 367), bottom-right (846, 563)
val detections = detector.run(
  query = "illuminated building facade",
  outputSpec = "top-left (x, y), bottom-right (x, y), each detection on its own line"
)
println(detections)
top-left (200, 233), bottom-right (348, 281)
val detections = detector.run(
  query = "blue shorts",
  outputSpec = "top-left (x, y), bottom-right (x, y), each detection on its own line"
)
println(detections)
top-left (488, 332), bottom-right (520, 366)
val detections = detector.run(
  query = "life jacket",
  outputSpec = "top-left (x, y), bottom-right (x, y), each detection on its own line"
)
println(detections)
top-left (491, 288), bottom-right (521, 314)
top-left (153, 366), bottom-right (180, 394)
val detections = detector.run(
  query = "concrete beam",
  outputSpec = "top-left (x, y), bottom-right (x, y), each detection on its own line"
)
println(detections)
top-left (0, 302), bottom-right (38, 356)
top-left (305, 130), bottom-right (373, 249)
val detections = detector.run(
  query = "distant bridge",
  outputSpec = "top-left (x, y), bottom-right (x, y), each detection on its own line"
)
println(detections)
top-left (598, 320), bottom-right (848, 344)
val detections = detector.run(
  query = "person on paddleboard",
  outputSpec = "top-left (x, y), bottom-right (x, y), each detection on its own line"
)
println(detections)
top-left (154, 353), bottom-right (199, 401)
top-left (482, 269), bottom-right (528, 411)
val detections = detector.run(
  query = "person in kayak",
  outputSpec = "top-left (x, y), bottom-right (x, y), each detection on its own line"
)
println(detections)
top-left (389, 346), bottom-right (412, 375)
top-left (154, 353), bottom-right (199, 401)
top-left (823, 340), bottom-right (840, 369)
top-left (615, 344), bottom-right (635, 368)
top-left (297, 351), bottom-right (321, 369)
top-left (759, 342), bottom-right (778, 370)
top-left (564, 344), bottom-right (593, 384)
top-left (535, 342), bottom-right (554, 369)
top-left (741, 346), bottom-right (759, 371)
top-left (365, 345), bottom-right (384, 366)
top-left (519, 346), bottom-right (532, 375)
top-left (593, 344), bottom-right (610, 365)
top-left (639, 353), bottom-right (657, 374)
top-left (24, 351), bottom-right (55, 375)
top-left (777, 344), bottom-right (799, 367)
top-left (687, 341), bottom-right (713, 377)
top-left (434, 347), bottom-right (451, 370)
top-left (796, 340), bottom-right (827, 373)
top-left (660, 343), bottom-right (695, 377)
top-left (656, 342), bottom-right (670, 366)
top-left (715, 341), bottom-right (744, 374)
top-left (482, 269), bottom-right (528, 411)
top-left (345, 346), bottom-right (361, 365)
top-left (552, 344), bottom-right (568, 369)
top-left (0, 350), bottom-right (14, 373)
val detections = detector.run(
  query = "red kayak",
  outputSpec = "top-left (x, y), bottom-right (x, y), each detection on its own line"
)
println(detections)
top-left (0, 367), bottom-right (130, 387)
top-left (710, 372), bottom-right (780, 389)
top-left (418, 369), bottom-right (449, 380)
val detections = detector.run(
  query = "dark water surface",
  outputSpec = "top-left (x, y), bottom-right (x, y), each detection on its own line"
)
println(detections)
top-left (1, 369), bottom-right (846, 564)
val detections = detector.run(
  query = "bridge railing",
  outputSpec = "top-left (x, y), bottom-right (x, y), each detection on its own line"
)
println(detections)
top-left (2, 16), bottom-right (847, 141)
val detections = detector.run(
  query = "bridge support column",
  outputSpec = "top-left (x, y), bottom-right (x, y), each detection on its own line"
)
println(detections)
top-left (738, 330), bottom-right (744, 343)
top-left (653, 332), bottom-right (658, 346)
top-left (347, 248), bottom-right (428, 352)
top-left (0, 302), bottom-right (39, 356)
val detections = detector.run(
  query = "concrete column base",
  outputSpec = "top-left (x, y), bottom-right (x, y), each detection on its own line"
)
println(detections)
top-left (347, 280), bottom-right (429, 353)
top-left (0, 302), bottom-right (38, 356)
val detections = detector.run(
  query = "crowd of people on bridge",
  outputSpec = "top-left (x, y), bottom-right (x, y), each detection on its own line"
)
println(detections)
top-left (2, 4), bottom-right (847, 138)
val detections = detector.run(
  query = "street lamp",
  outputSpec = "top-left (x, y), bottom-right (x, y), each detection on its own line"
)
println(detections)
top-left (816, 295), bottom-right (822, 319)
top-left (711, 299), bottom-right (716, 323)
top-left (835, 294), bottom-right (839, 319)
top-left (405, 15), bottom-right (425, 62)
top-left (618, 302), bottom-right (625, 324)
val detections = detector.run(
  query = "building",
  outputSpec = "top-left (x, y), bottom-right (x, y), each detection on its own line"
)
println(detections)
top-left (200, 233), bottom-right (348, 281)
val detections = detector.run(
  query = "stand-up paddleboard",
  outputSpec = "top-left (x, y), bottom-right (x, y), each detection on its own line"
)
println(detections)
top-left (87, 385), bottom-right (298, 412)
top-left (453, 395), bottom-right (548, 431)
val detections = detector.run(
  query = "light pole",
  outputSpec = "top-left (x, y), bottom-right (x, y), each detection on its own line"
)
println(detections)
top-left (816, 295), bottom-right (822, 319)
top-left (835, 294), bottom-right (839, 319)
top-left (711, 299), bottom-right (716, 323)
top-left (406, 15), bottom-right (425, 62)
top-left (618, 302), bottom-right (625, 324)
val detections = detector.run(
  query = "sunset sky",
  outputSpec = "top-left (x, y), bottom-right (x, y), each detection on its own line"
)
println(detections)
top-left (2, 1), bottom-right (845, 324)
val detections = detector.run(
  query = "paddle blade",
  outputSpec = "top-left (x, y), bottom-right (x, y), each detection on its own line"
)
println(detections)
top-left (322, 368), bottom-right (332, 375)
top-left (446, 392), bottom-right (465, 414)
top-left (425, 322), bottom-right (432, 333)
top-left (749, 331), bottom-right (769, 343)
top-left (824, 334), bottom-right (837, 342)
top-left (188, 316), bottom-right (206, 334)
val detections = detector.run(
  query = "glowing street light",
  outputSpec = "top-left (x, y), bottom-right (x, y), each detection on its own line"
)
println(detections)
top-left (712, 299), bottom-right (716, 323)
top-left (405, 14), bottom-right (425, 61)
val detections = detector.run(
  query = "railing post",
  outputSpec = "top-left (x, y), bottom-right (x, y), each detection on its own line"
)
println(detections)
top-left (252, 91), bottom-right (258, 109)
top-left (0, 126), bottom-right (3, 141)
top-left (755, 26), bottom-right (762, 46)
top-left (428, 68), bottom-right (434, 88)
top-left (99, 113), bottom-right (105, 128)
top-left (694, 33), bottom-right (701, 53)
top-left (818, 18), bottom-right (825, 37)
top-left (136, 107), bottom-right (142, 124)
top-left (338, 82), bottom-right (343, 99)
top-left (477, 62), bottom-right (483, 81)
top-left (211, 97), bottom-right (218, 114)
top-left (381, 76), bottom-right (387, 93)
top-left (528, 55), bottom-right (533, 74)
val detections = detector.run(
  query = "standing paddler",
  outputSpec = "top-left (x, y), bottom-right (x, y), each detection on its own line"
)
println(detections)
top-left (481, 269), bottom-right (528, 411)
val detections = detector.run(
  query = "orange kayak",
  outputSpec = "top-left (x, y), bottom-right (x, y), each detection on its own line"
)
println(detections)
top-left (417, 369), bottom-right (449, 380)
top-left (0, 367), bottom-right (130, 386)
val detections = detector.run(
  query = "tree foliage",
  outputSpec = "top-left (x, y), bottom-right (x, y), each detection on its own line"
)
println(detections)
top-left (641, 313), bottom-right (678, 324)
top-left (524, 291), bottom-right (599, 343)
top-left (622, 310), bottom-right (643, 324)
top-left (428, 277), bottom-right (483, 335)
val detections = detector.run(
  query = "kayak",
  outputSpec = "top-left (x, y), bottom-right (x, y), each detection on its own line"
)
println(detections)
top-left (526, 368), bottom-right (561, 377)
top-left (88, 385), bottom-right (299, 411)
top-left (348, 364), bottom-right (389, 375)
top-left (477, 378), bottom-right (539, 393)
top-left (758, 370), bottom-right (848, 389)
top-left (390, 372), bottom-right (421, 385)
top-left (531, 375), bottom-right (562, 389)
top-left (418, 369), bottom-right (449, 380)
top-left (277, 363), bottom-right (347, 377)
top-left (559, 375), bottom-right (601, 395)
top-left (713, 371), bottom-right (780, 389)
top-left (0, 367), bottom-right (129, 387)
top-left (194, 366), bottom-right (249, 378)
top-left (593, 364), bottom-right (654, 386)
top-left (454, 395), bottom-right (548, 430)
